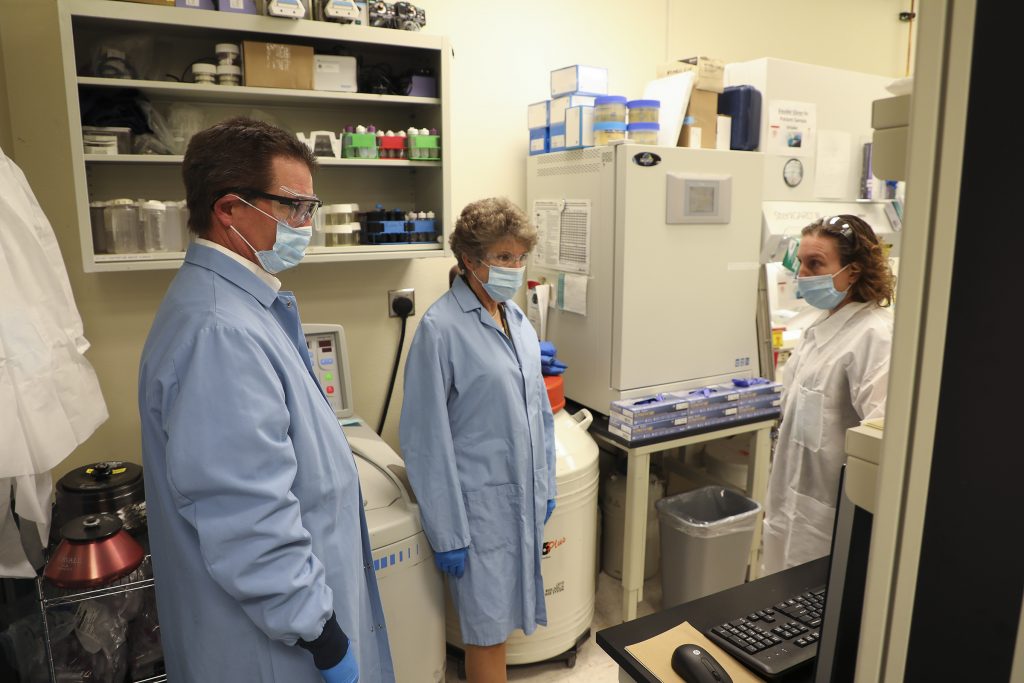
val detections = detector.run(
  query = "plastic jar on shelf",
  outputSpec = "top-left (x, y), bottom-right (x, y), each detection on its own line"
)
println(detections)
top-left (627, 122), bottom-right (660, 145)
top-left (594, 95), bottom-right (628, 124)
top-left (215, 43), bottom-right (240, 66)
top-left (192, 63), bottom-right (216, 85)
top-left (324, 224), bottom-right (359, 247)
top-left (593, 121), bottom-right (627, 146)
top-left (105, 199), bottom-right (139, 254)
top-left (138, 200), bottom-right (167, 253)
top-left (89, 200), bottom-right (110, 254)
top-left (627, 99), bottom-right (661, 124)
top-left (216, 65), bottom-right (241, 87)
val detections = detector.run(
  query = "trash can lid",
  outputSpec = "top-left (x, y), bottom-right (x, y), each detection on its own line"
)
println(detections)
top-left (544, 375), bottom-right (565, 413)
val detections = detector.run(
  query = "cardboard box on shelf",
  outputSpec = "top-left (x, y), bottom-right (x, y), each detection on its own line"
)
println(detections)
top-left (657, 56), bottom-right (725, 93)
top-left (677, 88), bottom-right (718, 149)
top-left (113, 0), bottom-right (175, 5)
top-left (242, 41), bottom-right (314, 90)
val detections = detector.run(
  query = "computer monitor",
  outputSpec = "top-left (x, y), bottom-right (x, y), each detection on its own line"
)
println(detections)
top-left (812, 464), bottom-right (874, 683)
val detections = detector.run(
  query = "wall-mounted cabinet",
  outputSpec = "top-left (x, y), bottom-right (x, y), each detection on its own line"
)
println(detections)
top-left (50, 0), bottom-right (451, 272)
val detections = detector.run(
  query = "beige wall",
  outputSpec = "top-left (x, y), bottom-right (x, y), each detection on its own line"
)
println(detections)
top-left (0, 25), bottom-right (11, 153)
top-left (0, 0), bottom-right (908, 482)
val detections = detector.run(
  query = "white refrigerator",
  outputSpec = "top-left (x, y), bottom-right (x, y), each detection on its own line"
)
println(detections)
top-left (526, 143), bottom-right (765, 415)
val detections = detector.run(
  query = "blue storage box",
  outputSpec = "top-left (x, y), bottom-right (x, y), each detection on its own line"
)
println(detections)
top-left (177, 0), bottom-right (216, 8)
top-left (611, 394), bottom-right (781, 431)
top-left (529, 127), bottom-right (549, 156)
top-left (528, 100), bottom-right (550, 129)
top-left (718, 85), bottom-right (762, 151)
top-left (549, 122), bottom-right (566, 152)
top-left (550, 64), bottom-right (608, 98)
top-left (610, 379), bottom-right (781, 426)
top-left (217, 0), bottom-right (259, 12)
top-left (609, 403), bottom-right (781, 443)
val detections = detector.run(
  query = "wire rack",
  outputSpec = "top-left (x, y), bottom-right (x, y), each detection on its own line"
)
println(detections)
top-left (35, 555), bottom-right (166, 683)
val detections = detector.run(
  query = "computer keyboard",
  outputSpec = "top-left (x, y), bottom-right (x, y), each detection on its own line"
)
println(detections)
top-left (704, 586), bottom-right (827, 679)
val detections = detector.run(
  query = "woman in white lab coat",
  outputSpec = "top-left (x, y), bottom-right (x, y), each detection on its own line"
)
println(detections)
top-left (763, 215), bottom-right (895, 573)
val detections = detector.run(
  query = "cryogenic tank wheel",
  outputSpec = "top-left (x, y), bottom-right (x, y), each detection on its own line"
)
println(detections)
top-left (456, 659), bottom-right (466, 680)
top-left (567, 653), bottom-right (577, 668)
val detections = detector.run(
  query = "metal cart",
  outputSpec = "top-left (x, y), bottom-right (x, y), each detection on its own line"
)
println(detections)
top-left (35, 555), bottom-right (165, 683)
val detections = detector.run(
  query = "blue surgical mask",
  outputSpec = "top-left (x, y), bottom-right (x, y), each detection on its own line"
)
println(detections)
top-left (470, 263), bottom-right (526, 302)
top-left (796, 264), bottom-right (850, 310)
top-left (230, 197), bottom-right (311, 274)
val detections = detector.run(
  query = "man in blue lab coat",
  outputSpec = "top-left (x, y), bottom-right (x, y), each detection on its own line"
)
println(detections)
top-left (138, 117), bottom-right (394, 683)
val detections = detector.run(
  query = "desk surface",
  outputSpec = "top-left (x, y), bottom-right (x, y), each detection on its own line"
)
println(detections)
top-left (596, 557), bottom-right (829, 682)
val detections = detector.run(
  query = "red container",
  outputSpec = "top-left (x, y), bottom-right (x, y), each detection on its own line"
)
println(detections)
top-left (44, 513), bottom-right (145, 589)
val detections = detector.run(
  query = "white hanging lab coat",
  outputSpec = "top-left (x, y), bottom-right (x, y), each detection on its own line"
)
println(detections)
top-left (763, 301), bottom-right (892, 574)
top-left (0, 145), bottom-right (108, 576)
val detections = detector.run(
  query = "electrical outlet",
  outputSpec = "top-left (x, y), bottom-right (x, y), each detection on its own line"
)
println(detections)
top-left (388, 288), bottom-right (415, 317)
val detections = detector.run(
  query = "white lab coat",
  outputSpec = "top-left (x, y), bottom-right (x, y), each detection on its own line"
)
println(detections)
top-left (763, 301), bottom-right (892, 574)
top-left (0, 146), bottom-right (108, 576)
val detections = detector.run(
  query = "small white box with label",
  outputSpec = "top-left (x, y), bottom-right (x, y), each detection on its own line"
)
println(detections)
top-left (313, 55), bottom-right (357, 92)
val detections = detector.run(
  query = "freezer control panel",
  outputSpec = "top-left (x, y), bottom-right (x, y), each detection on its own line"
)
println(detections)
top-left (303, 324), bottom-right (354, 418)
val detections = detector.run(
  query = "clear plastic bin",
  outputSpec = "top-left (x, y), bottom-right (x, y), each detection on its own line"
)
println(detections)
top-left (593, 122), bottom-right (626, 146)
top-left (627, 122), bottom-right (660, 145)
top-left (627, 99), bottom-right (661, 124)
top-left (594, 95), bottom-right (627, 124)
top-left (105, 199), bottom-right (139, 254)
top-left (656, 485), bottom-right (761, 608)
top-left (138, 200), bottom-right (167, 252)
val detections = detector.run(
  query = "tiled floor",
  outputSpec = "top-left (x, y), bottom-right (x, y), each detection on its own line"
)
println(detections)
top-left (444, 571), bottom-right (663, 682)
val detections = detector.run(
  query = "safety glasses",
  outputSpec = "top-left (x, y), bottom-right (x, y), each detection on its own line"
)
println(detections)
top-left (216, 188), bottom-right (323, 225)
top-left (483, 251), bottom-right (530, 268)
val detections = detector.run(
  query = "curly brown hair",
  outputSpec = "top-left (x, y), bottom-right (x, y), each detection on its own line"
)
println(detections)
top-left (449, 197), bottom-right (537, 270)
top-left (802, 214), bottom-right (895, 306)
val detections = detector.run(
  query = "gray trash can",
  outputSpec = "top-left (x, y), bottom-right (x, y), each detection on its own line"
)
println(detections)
top-left (656, 485), bottom-right (761, 608)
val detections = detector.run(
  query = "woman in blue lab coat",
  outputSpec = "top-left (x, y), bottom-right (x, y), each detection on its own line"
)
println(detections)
top-left (400, 198), bottom-right (557, 682)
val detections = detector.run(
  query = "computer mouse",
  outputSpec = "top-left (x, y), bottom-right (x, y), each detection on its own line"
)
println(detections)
top-left (671, 643), bottom-right (733, 683)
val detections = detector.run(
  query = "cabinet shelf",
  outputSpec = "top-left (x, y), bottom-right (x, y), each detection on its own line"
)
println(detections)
top-left (78, 76), bottom-right (441, 108)
top-left (47, 0), bottom-right (452, 271)
top-left (85, 154), bottom-right (441, 168)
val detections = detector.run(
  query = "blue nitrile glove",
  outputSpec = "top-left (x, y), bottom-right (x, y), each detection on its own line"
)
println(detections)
top-left (539, 340), bottom-right (557, 359)
top-left (434, 547), bottom-right (468, 578)
top-left (732, 377), bottom-right (770, 387)
top-left (320, 648), bottom-right (358, 683)
top-left (541, 356), bottom-right (568, 376)
top-left (545, 499), bottom-right (556, 524)
top-left (299, 614), bottom-right (355, 683)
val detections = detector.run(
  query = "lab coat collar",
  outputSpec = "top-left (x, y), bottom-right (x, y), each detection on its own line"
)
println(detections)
top-left (185, 242), bottom-right (280, 308)
top-left (805, 300), bottom-right (871, 346)
top-left (450, 274), bottom-right (525, 322)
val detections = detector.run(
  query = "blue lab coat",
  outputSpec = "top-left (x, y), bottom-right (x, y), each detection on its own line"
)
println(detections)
top-left (138, 243), bottom-right (394, 682)
top-left (399, 275), bottom-right (557, 646)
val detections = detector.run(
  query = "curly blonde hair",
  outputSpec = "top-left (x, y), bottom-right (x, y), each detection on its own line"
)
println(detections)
top-left (449, 197), bottom-right (537, 270)
top-left (802, 214), bottom-right (895, 306)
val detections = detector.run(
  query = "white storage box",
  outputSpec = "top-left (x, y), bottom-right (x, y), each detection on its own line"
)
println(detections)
top-left (313, 54), bottom-right (357, 92)
top-left (565, 105), bottom-right (594, 150)
top-left (550, 64), bottom-right (608, 98)
top-left (550, 94), bottom-right (596, 126)
top-left (527, 100), bottom-right (550, 129)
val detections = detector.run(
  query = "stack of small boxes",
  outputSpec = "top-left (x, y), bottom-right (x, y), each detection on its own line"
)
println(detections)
top-left (656, 56), bottom-right (729, 150)
top-left (608, 378), bottom-right (782, 443)
top-left (527, 64), bottom-right (608, 156)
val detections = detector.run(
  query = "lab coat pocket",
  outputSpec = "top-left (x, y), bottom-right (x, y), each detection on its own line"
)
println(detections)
top-left (793, 385), bottom-right (824, 451)
top-left (463, 483), bottom-right (522, 553)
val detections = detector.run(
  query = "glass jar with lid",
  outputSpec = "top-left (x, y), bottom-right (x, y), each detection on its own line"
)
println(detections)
top-left (104, 199), bottom-right (139, 254)
top-left (593, 121), bottom-right (627, 146)
top-left (627, 122), bottom-right (660, 145)
top-left (627, 99), bottom-right (661, 124)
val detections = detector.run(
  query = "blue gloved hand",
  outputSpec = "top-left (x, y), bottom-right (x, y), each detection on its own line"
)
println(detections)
top-left (541, 356), bottom-right (568, 376)
top-left (319, 647), bottom-right (358, 683)
top-left (545, 499), bottom-right (556, 524)
top-left (434, 547), bottom-right (468, 578)
top-left (539, 340), bottom-right (557, 358)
